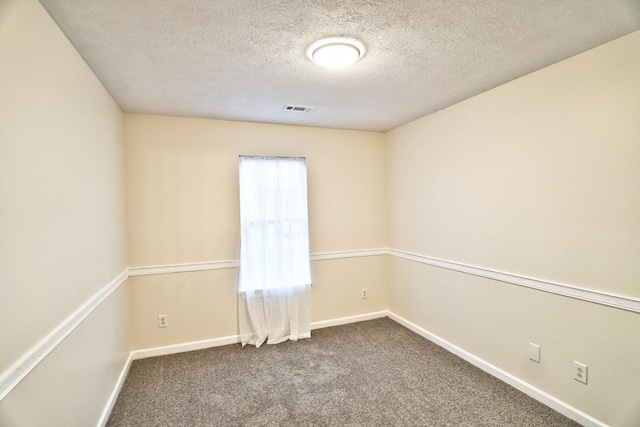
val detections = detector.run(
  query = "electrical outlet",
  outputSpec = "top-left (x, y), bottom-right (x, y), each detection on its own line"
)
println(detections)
top-left (529, 343), bottom-right (540, 363)
top-left (361, 288), bottom-right (368, 299)
top-left (574, 361), bottom-right (588, 384)
top-left (158, 314), bottom-right (168, 328)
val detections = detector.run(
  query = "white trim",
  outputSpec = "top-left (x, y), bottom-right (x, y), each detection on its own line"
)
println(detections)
top-left (0, 269), bottom-right (129, 402)
top-left (130, 311), bottom-right (389, 360)
top-left (128, 260), bottom-right (239, 276)
top-left (128, 249), bottom-right (388, 276)
top-left (128, 249), bottom-right (640, 314)
top-left (310, 249), bottom-right (387, 262)
top-left (4, 246), bottom-right (631, 424)
top-left (386, 311), bottom-right (607, 427)
top-left (388, 248), bottom-right (640, 314)
top-left (113, 310), bottom-right (608, 426)
top-left (97, 352), bottom-right (134, 427)
top-left (310, 310), bottom-right (388, 329)
top-left (131, 335), bottom-right (241, 360)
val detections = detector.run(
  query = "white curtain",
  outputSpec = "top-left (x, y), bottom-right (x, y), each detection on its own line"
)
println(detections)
top-left (238, 156), bottom-right (312, 347)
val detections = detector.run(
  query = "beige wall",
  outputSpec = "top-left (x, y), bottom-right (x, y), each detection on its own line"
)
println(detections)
top-left (0, 0), bottom-right (129, 425)
top-left (386, 31), bottom-right (640, 426)
top-left (125, 114), bottom-right (388, 349)
top-left (2, 1), bottom-right (637, 424)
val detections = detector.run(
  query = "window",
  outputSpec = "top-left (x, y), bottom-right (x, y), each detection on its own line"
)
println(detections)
top-left (237, 155), bottom-right (312, 346)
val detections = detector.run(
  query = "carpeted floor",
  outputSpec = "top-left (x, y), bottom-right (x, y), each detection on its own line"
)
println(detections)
top-left (107, 318), bottom-right (579, 426)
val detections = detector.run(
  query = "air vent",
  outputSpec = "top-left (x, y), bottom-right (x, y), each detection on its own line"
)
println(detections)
top-left (283, 104), bottom-right (315, 112)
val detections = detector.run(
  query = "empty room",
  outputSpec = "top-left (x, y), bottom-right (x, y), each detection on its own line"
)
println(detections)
top-left (1, 0), bottom-right (639, 426)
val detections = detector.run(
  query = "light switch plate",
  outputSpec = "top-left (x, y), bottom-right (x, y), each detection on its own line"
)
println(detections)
top-left (529, 343), bottom-right (540, 363)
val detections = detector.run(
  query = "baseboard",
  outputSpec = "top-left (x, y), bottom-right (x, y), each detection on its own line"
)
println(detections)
top-left (129, 310), bottom-right (389, 360)
top-left (386, 311), bottom-right (607, 427)
top-left (105, 311), bottom-right (605, 426)
top-left (131, 334), bottom-right (241, 360)
top-left (310, 310), bottom-right (388, 330)
top-left (97, 352), bottom-right (134, 427)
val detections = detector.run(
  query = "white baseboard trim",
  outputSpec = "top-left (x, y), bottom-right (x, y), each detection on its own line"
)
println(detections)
top-left (97, 352), bottom-right (134, 427)
top-left (386, 311), bottom-right (607, 427)
top-left (130, 310), bottom-right (389, 360)
top-left (0, 269), bottom-right (129, 402)
top-left (131, 334), bottom-right (241, 360)
top-left (310, 310), bottom-right (388, 330)
top-left (115, 311), bottom-right (606, 426)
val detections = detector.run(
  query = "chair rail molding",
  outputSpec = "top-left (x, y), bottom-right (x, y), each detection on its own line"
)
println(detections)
top-left (128, 249), bottom-right (388, 276)
top-left (128, 247), bottom-right (640, 314)
top-left (387, 248), bottom-right (640, 314)
top-left (0, 269), bottom-right (129, 402)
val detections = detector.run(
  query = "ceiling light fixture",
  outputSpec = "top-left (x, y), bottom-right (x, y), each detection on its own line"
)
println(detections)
top-left (307, 37), bottom-right (365, 69)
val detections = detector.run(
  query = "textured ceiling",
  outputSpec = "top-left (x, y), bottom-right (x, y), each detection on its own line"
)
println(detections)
top-left (39, 0), bottom-right (640, 132)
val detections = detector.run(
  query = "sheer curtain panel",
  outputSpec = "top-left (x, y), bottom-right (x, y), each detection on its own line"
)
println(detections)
top-left (238, 156), bottom-right (312, 347)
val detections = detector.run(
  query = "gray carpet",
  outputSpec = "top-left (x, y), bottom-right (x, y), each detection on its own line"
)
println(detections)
top-left (107, 318), bottom-right (580, 426)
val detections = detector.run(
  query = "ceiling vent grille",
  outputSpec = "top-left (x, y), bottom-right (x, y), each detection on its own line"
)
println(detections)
top-left (283, 104), bottom-right (315, 112)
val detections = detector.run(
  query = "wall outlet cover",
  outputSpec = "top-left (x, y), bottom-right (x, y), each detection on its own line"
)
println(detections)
top-left (574, 361), bottom-right (588, 384)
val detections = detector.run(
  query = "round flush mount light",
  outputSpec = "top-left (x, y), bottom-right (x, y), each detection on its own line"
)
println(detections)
top-left (307, 37), bottom-right (365, 69)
